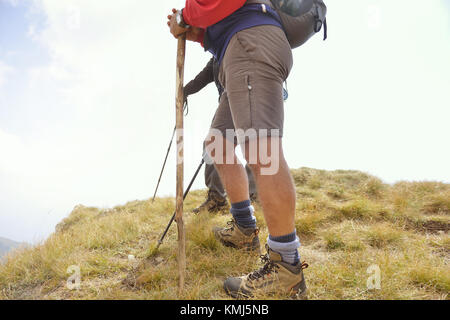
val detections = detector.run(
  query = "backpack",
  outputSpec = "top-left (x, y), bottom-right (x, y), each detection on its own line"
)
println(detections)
top-left (246, 0), bottom-right (327, 49)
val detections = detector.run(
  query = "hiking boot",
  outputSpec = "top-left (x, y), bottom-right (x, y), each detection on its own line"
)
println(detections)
top-left (192, 190), bottom-right (228, 214)
top-left (223, 244), bottom-right (309, 299)
top-left (213, 219), bottom-right (260, 252)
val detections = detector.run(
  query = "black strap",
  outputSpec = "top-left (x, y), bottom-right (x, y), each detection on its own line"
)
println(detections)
top-left (246, 0), bottom-right (272, 6)
top-left (313, 2), bottom-right (327, 41)
top-left (184, 99), bottom-right (189, 116)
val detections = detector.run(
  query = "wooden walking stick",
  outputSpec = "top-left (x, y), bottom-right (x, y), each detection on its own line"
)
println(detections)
top-left (175, 33), bottom-right (186, 295)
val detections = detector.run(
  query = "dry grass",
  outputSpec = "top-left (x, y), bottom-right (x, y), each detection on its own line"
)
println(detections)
top-left (0, 168), bottom-right (448, 300)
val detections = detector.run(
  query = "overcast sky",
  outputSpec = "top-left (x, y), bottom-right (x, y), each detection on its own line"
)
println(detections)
top-left (0, 0), bottom-right (449, 243)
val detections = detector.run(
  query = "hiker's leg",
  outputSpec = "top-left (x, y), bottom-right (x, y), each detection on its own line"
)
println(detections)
top-left (244, 137), bottom-right (296, 236)
top-left (205, 133), bottom-right (249, 204)
top-left (215, 24), bottom-right (306, 298)
top-left (203, 142), bottom-right (226, 198)
top-left (208, 136), bottom-right (259, 249)
top-left (222, 25), bottom-right (293, 235)
top-left (206, 93), bottom-right (250, 204)
top-left (207, 165), bottom-right (227, 198)
top-left (228, 25), bottom-right (299, 261)
top-left (218, 24), bottom-right (293, 232)
top-left (207, 94), bottom-right (259, 249)
top-left (192, 143), bottom-right (228, 213)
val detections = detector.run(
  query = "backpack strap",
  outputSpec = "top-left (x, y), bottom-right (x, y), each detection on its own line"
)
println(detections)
top-left (246, 0), bottom-right (272, 6)
top-left (312, 1), bottom-right (327, 40)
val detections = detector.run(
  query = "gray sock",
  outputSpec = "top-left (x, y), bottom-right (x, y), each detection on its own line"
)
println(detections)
top-left (230, 200), bottom-right (256, 229)
top-left (267, 231), bottom-right (301, 265)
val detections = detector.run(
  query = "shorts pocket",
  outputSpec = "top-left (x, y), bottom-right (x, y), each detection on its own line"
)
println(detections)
top-left (226, 74), bottom-right (253, 134)
top-left (246, 74), bottom-right (253, 128)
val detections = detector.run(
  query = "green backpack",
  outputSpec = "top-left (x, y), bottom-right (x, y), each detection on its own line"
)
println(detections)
top-left (247, 0), bottom-right (327, 48)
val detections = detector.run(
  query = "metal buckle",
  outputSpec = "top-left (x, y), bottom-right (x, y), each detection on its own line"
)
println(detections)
top-left (261, 3), bottom-right (267, 13)
top-left (314, 20), bottom-right (323, 33)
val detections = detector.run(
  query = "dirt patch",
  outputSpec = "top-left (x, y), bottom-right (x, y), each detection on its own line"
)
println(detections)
top-left (1, 283), bottom-right (46, 300)
top-left (406, 219), bottom-right (450, 234)
top-left (121, 256), bottom-right (165, 289)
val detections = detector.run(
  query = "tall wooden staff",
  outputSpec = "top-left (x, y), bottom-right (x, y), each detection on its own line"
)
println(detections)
top-left (175, 34), bottom-right (186, 295)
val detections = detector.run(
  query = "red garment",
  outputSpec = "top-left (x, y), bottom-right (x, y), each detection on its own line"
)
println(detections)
top-left (183, 0), bottom-right (247, 29)
top-left (196, 29), bottom-right (205, 44)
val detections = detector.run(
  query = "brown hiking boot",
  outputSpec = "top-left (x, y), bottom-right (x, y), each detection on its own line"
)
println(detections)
top-left (223, 244), bottom-right (309, 299)
top-left (213, 219), bottom-right (260, 252)
top-left (192, 190), bottom-right (228, 214)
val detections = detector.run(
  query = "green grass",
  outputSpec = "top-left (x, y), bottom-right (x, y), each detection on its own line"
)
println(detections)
top-left (0, 167), bottom-right (448, 300)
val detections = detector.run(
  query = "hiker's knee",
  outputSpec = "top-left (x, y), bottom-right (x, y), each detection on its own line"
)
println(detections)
top-left (204, 129), bottom-right (236, 165)
top-left (243, 137), bottom-right (283, 176)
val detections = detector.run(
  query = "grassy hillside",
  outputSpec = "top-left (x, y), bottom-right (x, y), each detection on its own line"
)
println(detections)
top-left (0, 237), bottom-right (22, 260)
top-left (0, 168), bottom-right (448, 300)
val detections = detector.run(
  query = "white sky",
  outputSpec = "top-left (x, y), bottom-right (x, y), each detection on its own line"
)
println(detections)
top-left (0, 0), bottom-right (449, 243)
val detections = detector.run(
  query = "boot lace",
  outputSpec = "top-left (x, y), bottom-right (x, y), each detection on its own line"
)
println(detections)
top-left (223, 220), bottom-right (236, 233)
top-left (248, 254), bottom-right (279, 281)
top-left (247, 256), bottom-right (309, 282)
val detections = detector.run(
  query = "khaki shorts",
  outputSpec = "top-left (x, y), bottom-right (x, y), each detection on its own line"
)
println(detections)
top-left (210, 25), bottom-right (293, 144)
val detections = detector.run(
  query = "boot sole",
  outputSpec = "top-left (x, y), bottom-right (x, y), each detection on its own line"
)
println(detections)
top-left (219, 239), bottom-right (260, 252)
top-left (224, 284), bottom-right (308, 300)
top-left (223, 283), bottom-right (252, 299)
top-left (215, 233), bottom-right (261, 253)
top-left (192, 204), bottom-right (228, 214)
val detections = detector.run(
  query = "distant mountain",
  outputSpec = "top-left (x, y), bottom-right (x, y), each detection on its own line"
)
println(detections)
top-left (0, 237), bottom-right (23, 259)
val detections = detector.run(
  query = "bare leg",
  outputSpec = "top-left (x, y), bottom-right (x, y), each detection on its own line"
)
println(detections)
top-left (223, 136), bottom-right (306, 298)
top-left (245, 137), bottom-right (296, 237)
top-left (206, 135), bottom-right (250, 204)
